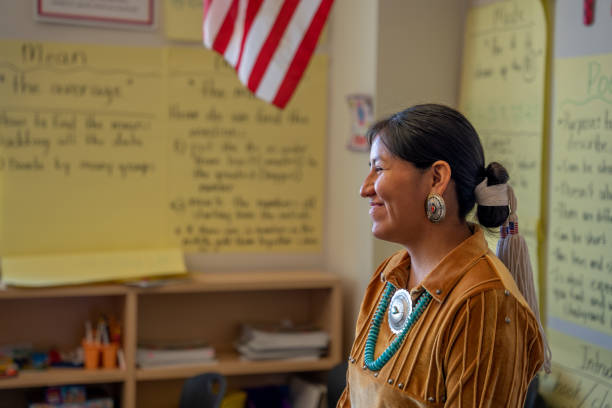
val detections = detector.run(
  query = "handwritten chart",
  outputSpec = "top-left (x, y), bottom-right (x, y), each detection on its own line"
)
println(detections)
top-left (0, 41), bottom-right (169, 256)
top-left (459, 0), bottom-right (546, 274)
top-left (0, 40), bottom-right (327, 285)
top-left (166, 48), bottom-right (326, 252)
top-left (543, 53), bottom-right (612, 407)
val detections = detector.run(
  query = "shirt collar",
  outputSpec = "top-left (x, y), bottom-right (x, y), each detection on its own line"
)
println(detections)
top-left (380, 224), bottom-right (489, 303)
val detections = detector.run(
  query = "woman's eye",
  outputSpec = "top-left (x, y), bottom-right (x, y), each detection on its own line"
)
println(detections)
top-left (375, 167), bottom-right (383, 172)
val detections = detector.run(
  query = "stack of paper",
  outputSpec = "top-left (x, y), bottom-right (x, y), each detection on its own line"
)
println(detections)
top-left (236, 323), bottom-right (329, 361)
top-left (136, 340), bottom-right (215, 368)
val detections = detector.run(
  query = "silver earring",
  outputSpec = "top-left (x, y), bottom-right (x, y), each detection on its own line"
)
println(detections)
top-left (425, 193), bottom-right (446, 223)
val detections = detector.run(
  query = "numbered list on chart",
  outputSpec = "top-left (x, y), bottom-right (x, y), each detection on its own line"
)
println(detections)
top-left (165, 48), bottom-right (326, 253)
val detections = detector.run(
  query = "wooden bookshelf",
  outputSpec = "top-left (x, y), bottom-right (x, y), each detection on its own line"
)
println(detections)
top-left (0, 271), bottom-right (342, 408)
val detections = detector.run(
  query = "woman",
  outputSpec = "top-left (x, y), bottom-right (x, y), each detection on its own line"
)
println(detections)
top-left (337, 104), bottom-right (546, 407)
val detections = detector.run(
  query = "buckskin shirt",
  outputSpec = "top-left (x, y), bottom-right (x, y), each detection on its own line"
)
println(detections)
top-left (337, 225), bottom-right (544, 407)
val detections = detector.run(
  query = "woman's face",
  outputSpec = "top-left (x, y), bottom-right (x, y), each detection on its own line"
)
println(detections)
top-left (360, 136), bottom-right (430, 245)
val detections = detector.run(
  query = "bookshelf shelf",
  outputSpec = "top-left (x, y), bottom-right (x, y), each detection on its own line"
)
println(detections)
top-left (0, 271), bottom-right (342, 408)
top-left (135, 353), bottom-right (338, 381)
top-left (0, 368), bottom-right (126, 389)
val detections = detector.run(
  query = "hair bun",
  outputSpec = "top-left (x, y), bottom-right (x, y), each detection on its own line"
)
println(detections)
top-left (485, 162), bottom-right (509, 186)
top-left (477, 162), bottom-right (510, 228)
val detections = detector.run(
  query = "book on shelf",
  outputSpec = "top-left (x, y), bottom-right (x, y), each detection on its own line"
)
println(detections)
top-left (236, 344), bottom-right (323, 361)
top-left (236, 322), bottom-right (329, 361)
top-left (136, 340), bottom-right (215, 368)
top-left (289, 377), bottom-right (327, 408)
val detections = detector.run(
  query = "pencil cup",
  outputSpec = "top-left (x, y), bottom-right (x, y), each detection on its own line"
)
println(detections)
top-left (82, 341), bottom-right (101, 370)
top-left (101, 343), bottom-right (118, 369)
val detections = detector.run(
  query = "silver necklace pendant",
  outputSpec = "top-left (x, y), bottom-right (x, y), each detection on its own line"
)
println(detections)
top-left (388, 289), bottom-right (413, 334)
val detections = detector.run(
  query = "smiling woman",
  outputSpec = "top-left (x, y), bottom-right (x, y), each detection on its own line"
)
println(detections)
top-left (338, 104), bottom-right (549, 408)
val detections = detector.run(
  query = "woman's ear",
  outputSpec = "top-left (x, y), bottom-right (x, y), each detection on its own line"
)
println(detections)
top-left (430, 160), bottom-right (452, 195)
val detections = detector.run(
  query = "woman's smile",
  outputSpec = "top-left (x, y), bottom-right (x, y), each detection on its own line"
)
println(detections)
top-left (368, 200), bottom-right (385, 216)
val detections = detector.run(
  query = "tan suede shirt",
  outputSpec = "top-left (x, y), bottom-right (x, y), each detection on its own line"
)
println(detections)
top-left (338, 226), bottom-right (544, 407)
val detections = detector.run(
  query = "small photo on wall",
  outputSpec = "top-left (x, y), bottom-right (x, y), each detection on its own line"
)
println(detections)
top-left (346, 94), bottom-right (373, 152)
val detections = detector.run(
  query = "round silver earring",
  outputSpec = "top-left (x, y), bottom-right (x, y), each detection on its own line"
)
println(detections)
top-left (425, 193), bottom-right (446, 223)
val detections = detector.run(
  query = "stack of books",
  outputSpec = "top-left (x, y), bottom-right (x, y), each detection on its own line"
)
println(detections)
top-left (236, 322), bottom-right (329, 361)
top-left (136, 340), bottom-right (215, 368)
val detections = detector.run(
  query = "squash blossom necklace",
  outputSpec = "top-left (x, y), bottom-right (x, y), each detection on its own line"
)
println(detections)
top-left (364, 282), bottom-right (433, 371)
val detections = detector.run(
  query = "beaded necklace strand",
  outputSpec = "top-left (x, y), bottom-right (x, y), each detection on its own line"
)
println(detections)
top-left (364, 282), bottom-right (433, 371)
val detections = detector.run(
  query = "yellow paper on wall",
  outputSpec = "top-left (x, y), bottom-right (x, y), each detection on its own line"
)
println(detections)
top-left (540, 330), bottom-right (612, 407)
top-left (545, 53), bottom-right (612, 401)
top-left (165, 47), bottom-right (326, 252)
top-left (0, 40), bottom-right (170, 256)
top-left (164, 0), bottom-right (203, 42)
top-left (1, 248), bottom-right (186, 287)
top-left (548, 53), bottom-right (612, 333)
top-left (0, 40), bottom-right (327, 285)
top-left (459, 0), bottom-right (547, 278)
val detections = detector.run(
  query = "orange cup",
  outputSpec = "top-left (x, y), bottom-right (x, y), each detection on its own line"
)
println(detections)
top-left (101, 343), bottom-right (118, 369)
top-left (82, 341), bottom-right (100, 370)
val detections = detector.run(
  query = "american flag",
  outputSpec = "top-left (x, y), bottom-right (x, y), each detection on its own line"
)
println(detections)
top-left (203, 0), bottom-right (334, 109)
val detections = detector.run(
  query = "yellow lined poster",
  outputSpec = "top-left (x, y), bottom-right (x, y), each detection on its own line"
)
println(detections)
top-left (543, 53), bottom-right (612, 406)
top-left (0, 41), bottom-right (169, 255)
top-left (0, 39), bottom-right (327, 285)
top-left (166, 48), bottom-right (326, 252)
top-left (459, 0), bottom-right (546, 278)
top-left (1, 249), bottom-right (185, 287)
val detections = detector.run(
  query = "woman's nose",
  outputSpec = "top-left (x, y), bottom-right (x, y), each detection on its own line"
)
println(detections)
top-left (360, 174), bottom-right (374, 198)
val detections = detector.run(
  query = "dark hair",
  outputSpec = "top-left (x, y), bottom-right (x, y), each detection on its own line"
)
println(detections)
top-left (366, 104), bottom-right (509, 227)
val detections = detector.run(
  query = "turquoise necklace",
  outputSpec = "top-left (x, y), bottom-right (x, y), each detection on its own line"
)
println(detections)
top-left (364, 282), bottom-right (433, 371)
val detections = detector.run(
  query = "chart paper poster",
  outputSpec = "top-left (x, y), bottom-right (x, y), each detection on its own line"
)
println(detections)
top-left (1, 248), bottom-right (185, 287)
top-left (165, 48), bottom-right (326, 253)
top-left (0, 41), bottom-right (169, 256)
top-left (0, 39), bottom-right (327, 285)
top-left (459, 0), bottom-right (546, 277)
top-left (543, 53), bottom-right (612, 407)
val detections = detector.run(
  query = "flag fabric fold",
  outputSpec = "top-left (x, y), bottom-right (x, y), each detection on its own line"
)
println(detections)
top-left (203, 0), bottom-right (333, 109)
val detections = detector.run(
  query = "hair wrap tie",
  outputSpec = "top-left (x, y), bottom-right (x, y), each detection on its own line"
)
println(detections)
top-left (474, 178), bottom-right (509, 206)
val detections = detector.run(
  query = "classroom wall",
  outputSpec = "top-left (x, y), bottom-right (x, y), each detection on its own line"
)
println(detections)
top-left (0, 0), bottom-right (467, 355)
top-left (0, 0), bottom-right (378, 353)
top-left (376, 0), bottom-right (468, 118)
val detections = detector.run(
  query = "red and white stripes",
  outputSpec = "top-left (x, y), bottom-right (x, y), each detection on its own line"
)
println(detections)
top-left (203, 0), bottom-right (333, 109)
